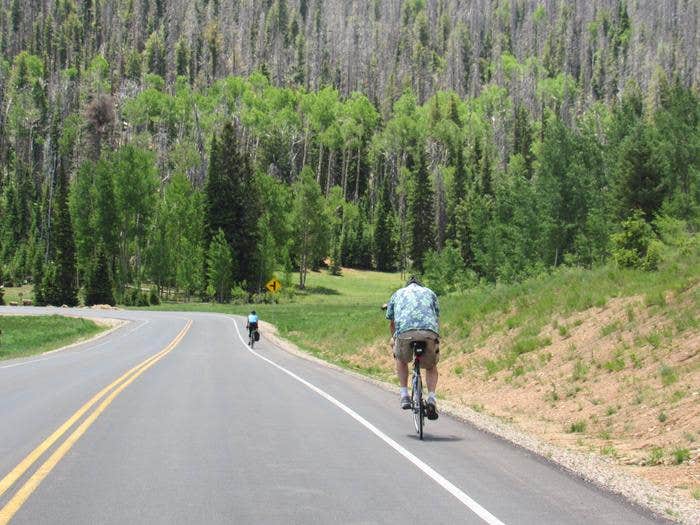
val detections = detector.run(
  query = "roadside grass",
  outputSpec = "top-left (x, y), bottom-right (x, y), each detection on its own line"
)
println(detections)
top-left (152, 269), bottom-right (404, 373)
top-left (0, 315), bottom-right (104, 360)
top-left (2, 284), bottom-right (33, 304)
top-left (438, 244), bottom-right (698, 373)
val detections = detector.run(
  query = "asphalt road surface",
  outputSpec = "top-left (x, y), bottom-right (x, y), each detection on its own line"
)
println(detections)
top-left (0, 307), bottom-right (670, 524)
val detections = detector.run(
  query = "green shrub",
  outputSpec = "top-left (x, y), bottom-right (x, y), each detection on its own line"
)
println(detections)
top-left (601, 445), bottom-right (618, 458)
top-left (604, 352), bottom-right (625, 372)
top-left (230, 285), bottom-right (249, 304)
top-left (423, 243), bottom-right (476, 296)
top-left (136, 292), bottom-right (150, 307)
top-left (572, 360), bottom-right (589, 381)
top-left (610, 210), bottom-right (661, 271)
top-left (250, 292), bottom-right (279, 304)
top-left (149, 286), bottom-right (160, 305)
top-left (568, 420), bottom-right (586, 433)
top-left (672, 448), bottom-right (690, 464)
top-left (648, 446), bottom-right (665, 465)
top-left (660, 365), bottom-right (678, 386)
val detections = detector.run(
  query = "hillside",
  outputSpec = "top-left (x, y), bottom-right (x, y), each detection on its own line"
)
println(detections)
top-left (2, 0), bottom-right (697, 106)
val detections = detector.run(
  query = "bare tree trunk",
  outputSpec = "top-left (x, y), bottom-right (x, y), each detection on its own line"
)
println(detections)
top-left (341, 148), bottom-right (348, 199)
top-left (353, 145), bottom-right (362, 201)
top-left (326, 149), bottom-right (334, 195)
top-left (316, 143), bottom-right (323, 184)
top-left (302, 128), bottom-right (309, 167)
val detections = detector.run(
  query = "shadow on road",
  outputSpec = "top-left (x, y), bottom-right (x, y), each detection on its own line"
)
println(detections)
top-left (407, 434), bottom-right (464, 443)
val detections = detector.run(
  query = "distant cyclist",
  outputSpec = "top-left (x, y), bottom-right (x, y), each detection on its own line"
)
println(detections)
top-left (246, 310), bottom-right (259, 343)
top-left (386, 276), bottom-right (440, 420)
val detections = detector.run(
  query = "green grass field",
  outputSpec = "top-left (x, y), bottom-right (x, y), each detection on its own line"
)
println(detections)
top-left (154, 269), bottom-right (405, 369)
top-left (2, 284), bottom-right (33, 305)
top-left (0, 315), bottom-right (105, 361)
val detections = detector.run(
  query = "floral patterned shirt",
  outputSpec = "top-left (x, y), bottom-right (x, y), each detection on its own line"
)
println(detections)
top-left (386, 283), bottom-right (440, 336)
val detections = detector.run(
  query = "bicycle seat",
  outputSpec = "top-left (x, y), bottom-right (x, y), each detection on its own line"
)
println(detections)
top-left (411, 340), bottom-right (426, 356)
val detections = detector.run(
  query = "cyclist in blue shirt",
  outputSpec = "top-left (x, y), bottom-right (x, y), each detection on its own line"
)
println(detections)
top-left (246, 311), bottom-right (259, 341)
top-left (386, 276), bottom-right (440, 420)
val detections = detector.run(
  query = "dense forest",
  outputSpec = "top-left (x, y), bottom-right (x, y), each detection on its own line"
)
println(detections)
top-left (0, 0), bottom-right (698, 304)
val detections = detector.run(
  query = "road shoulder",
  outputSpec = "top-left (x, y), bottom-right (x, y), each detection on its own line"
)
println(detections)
top-left (257, 319), bottom-right (696, 525)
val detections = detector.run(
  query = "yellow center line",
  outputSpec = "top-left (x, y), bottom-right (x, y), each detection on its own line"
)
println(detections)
top-left (0, 319), bottom-right (192, 525)
top-left (0, 346), bottom-right (167, 498)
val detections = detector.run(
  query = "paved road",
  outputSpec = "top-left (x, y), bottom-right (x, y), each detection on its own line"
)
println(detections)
top-left (0, 307), bottom-right (670, 524)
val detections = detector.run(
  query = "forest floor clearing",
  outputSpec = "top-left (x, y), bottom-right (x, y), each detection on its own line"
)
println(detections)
top-left (0, 314), bottom-right (107, 360)
top-left (152, 245), bottom-right (699, 513)
top-left (2, 283), bottom-right (33, 305)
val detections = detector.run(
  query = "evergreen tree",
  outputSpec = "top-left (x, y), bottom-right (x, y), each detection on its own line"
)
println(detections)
top-left (409, 152), bottom-right (435, 272)
top-left (41, 261), bottom-right (61, 306)
top-left (85, 246), bottom-right (115, 306)
top-left (613, 122), bottom-right (669, 221)
top-left (48, 161), bottom-right (78, 306)
top-left (205, 123), bottom-right (261, 290)
top-left (447, 138), bottom-right (467, 241)
top-left (31, 245), bottom-right (45, 305)
top-left (512, 103), bottom-right (533, 175)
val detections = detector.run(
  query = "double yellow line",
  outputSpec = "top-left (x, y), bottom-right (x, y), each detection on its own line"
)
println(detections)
top-left (0, 319), bottom-right (192, 524)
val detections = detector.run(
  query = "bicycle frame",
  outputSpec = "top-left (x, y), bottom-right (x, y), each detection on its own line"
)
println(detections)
top-left (411, 341), bottom-right (426, 440)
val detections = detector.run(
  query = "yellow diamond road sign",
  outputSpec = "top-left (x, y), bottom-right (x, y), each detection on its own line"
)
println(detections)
top-left (265, 278), bottom-right (282, 293)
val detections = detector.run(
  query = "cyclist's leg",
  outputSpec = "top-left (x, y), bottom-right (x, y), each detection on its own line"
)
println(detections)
top-left (425, 366), bottom-right (438, 393)
top-left (395, 334), bottom-right (417, 386)
top-left (395, 359), bottom-right (409, 387)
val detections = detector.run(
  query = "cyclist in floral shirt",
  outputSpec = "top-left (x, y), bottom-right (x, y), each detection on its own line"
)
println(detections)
top-left (386, 276), bottom-right (440, 420)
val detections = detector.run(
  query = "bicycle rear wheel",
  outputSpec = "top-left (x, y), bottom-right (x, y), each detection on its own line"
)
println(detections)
top-left (412, 370), bottom-right (424, 440)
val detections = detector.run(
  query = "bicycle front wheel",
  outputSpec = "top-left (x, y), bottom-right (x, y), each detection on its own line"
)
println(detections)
top-left (412, 372), bottom-right (424, 440)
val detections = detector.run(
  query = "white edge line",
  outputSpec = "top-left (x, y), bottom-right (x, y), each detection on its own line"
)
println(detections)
top-left (231, 317), bottom-right (506, 525)
top-left (0, 319), bottom-right (150, 370)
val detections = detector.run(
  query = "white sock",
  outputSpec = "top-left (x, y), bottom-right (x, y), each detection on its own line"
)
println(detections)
top-left (400, 387), bottom-right (408, 397)
top-left (427, 392), bottom-right (436, 401)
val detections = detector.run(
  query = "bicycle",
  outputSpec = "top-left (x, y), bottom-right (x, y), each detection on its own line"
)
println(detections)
top-left (410, 340), bottom-right (427, 440)
top-left (248, 326), bottom-right (259, 348)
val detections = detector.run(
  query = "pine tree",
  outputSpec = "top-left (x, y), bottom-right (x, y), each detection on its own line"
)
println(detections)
top-left (47, 161), bottom-right (78, 306)
top-left (205, 123), bottom-right (261, 290)
top-left (31, 245), bottom-right (45, 305)
top-left (409, 152), bottom-right (435, 272)
top-left (447, 138), bottom-right (466, 241)
top-left (41, 261), bottom-right (61, 305)
top-left (512, 103), bottom-right (533, 175)
top-left (85, 246), bottom-right (115, 306)
top-left (613, 122), bottom-right (669, 221)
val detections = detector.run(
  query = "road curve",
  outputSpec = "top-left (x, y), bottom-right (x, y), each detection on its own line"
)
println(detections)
top-left (0, 307), bottom-right (670, 524)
